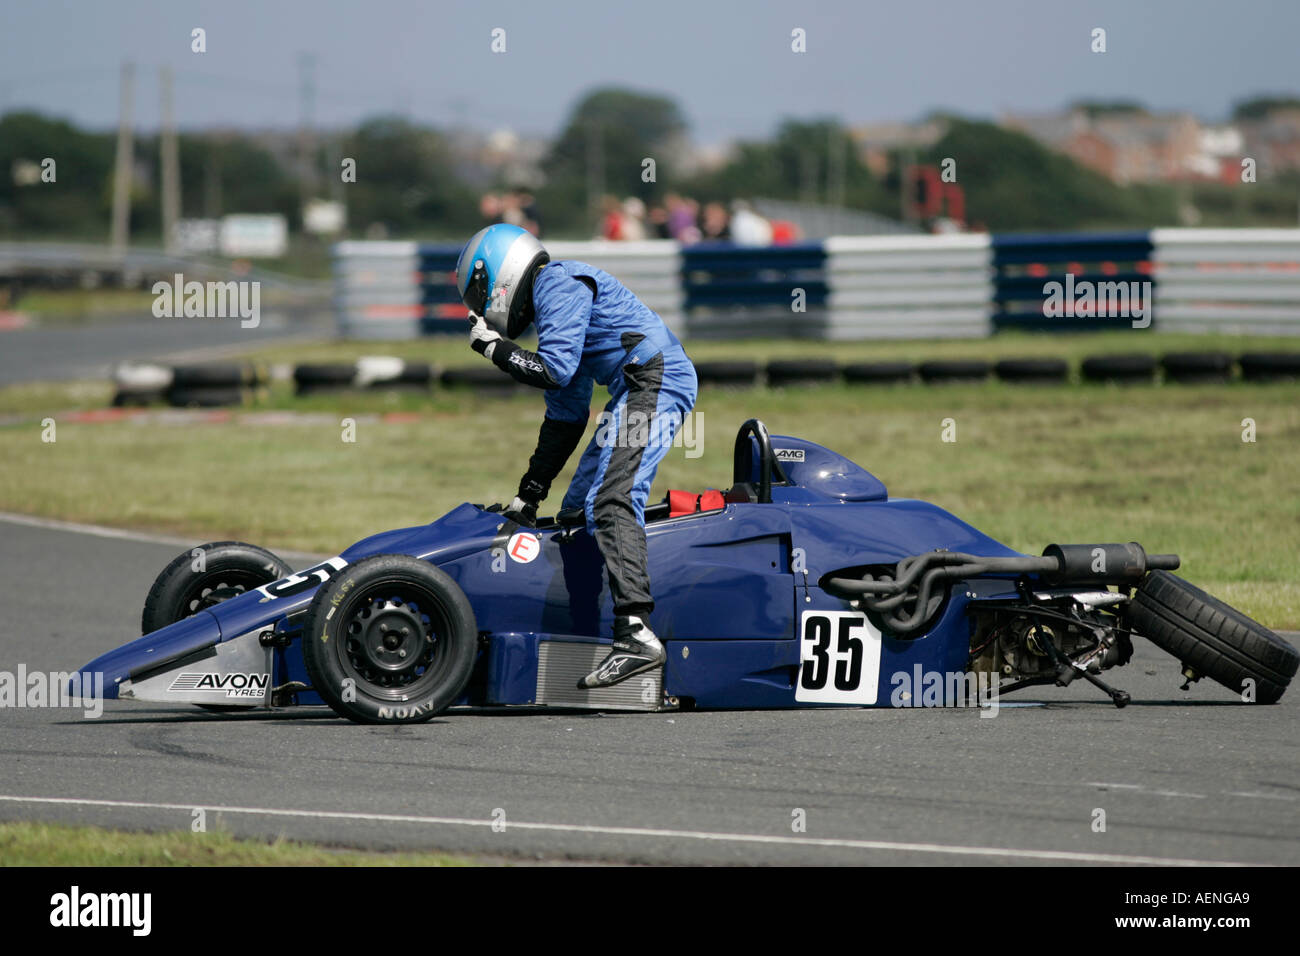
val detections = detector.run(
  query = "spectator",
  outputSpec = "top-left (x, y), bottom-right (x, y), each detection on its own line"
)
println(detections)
top-left (600, 194), bottom-right (625, 240)
top-left (620, 197), bottom-right (647, 240)
top-left (665, 192), bottom-right (696, 241)
top-left (479, 192), bottom-right (504, 226)
top-left (769, 219), bottom-right (800, 244)
top-left (700, 201), bottom-right (731, 241)
top-left (729, 200), bottom-right (773, 246)
top-left (502, 189), bottom-right (542, 237)
top-left (647, 203), bottom-right (672, 239)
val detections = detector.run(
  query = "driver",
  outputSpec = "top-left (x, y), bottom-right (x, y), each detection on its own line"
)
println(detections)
top-left (455, 224), bottom-right (698, 689)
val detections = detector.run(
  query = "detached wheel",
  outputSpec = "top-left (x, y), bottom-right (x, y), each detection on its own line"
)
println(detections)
top-left (301, 554), bottom-right (477, 723)
top-left (142, 540), bottom-right (292, 634)
top-left (1128, 571), bottom-right (1299, 703)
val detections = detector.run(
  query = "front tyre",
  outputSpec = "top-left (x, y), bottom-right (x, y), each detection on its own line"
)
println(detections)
top-left (301, 554), bottom-right (478, 723)
top-left (1128, 571), bottom-right (1299, 703)
top-left (142, 540), bottom-right (293, 634)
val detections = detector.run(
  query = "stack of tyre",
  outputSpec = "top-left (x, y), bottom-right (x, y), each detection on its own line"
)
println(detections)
top-left (112, 362), bottom-right (266, 407)
top-left (293, 357), bottom-right (433, 396)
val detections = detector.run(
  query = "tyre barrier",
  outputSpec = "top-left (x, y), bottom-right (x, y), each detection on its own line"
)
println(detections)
top-left (293, 358), bottom-right (436, 395)
top-left (439, 365), bottom-right (519, 391)
top-left (1080, 353), bottom-right (1158, 383)
top-left (842, 361), bottom-right (915, 384)
top-left (111, 361), bottom-right (173, 406)
top-left (1240, 352), bottom-right (1300, 382)
top-left (108, 351), bottom-right (1300, 409)
top-left (1161, 351), bottom-right (1233, 384)
top-left (692, 360), bottom-right (759, 386)
top-left (166, 386), bottom-right (248, 408)
top-left (765, 358), bottom-right (840, 387)
top-left (994, 357), bottom-right (1070, 384)
top-left (917, 359), bottom-right (992, 384)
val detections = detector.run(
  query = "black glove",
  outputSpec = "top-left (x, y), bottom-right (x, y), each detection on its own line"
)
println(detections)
top-left (518, 417), bottom-right (587, 505)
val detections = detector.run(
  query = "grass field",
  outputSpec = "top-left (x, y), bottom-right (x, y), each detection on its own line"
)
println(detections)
top-left (1, 333), bottom-right (1297, 625)
top-left (0, 822), bottom-right (478, 866)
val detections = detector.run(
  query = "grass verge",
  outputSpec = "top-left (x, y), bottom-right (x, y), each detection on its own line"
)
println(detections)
top-left (0, 821), bottom-right (481, 866)
top-left (1, 334), bottom-right (1297, 626)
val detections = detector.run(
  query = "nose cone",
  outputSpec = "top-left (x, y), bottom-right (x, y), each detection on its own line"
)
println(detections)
top-left (71, 610), bottom-right (222, 699)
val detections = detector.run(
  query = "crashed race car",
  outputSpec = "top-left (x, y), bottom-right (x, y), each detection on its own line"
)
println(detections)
top-left (75, 419), bottom-right (1299, 722)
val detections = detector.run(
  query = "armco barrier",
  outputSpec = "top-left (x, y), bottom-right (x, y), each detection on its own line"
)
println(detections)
top-left (681, 241), bottom-right (827, 338)
top-left (825, 234), bottom-right (992, 339)
top-left (992, 232), bottom-right (1154, 332)
top-left (334, 229), bottom-right (1300, 340)
top-left (1151, 228), bottom-right (1300, 334)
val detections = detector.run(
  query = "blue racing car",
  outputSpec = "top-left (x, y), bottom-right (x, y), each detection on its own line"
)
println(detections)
top-left (75, 419), bottom-right (1298, 721)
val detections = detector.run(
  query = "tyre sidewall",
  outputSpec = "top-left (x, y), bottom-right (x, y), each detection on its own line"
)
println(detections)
top-left (142, 541), bottom-right (293, 634)
top-left (303, 555), bottom-right (478, 723)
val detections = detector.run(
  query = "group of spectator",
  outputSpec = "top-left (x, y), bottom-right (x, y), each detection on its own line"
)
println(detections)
top-left (479, 189), bottom-right (543, 237)
top-left (600, 193), bottom-right (800, 245)
top-left (478, 189), bottom-right (800, 246)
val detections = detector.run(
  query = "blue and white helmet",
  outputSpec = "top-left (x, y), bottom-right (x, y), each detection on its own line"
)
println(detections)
top-left (455, 224), bottom-right (550, 338)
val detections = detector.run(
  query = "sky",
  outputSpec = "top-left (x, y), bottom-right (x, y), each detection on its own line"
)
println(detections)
top-left (1, 0), bottom-right (1296, 144)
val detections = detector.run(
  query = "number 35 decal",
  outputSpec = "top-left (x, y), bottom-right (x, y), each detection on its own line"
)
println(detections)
top-left (795, 611), bottom-right (882, 705)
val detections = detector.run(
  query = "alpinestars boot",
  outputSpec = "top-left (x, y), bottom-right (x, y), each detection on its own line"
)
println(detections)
top-left (578, 615), bottom-right (666, 689)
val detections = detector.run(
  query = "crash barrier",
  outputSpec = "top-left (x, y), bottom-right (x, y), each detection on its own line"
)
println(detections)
top-left (334, 229), bottom-right (1300, 340)
top-left (111, 350), bottom-right (1300, 407)
top-left (334, 239), bottom-right (683, 339)
top-left (1151, 228), bottom-right (1300, 334)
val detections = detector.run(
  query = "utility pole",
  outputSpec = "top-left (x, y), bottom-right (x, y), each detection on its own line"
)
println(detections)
top-left (109, 62), bottom-right (135, 255)
top-left (159, 65), bottom-right (181, 253)
top-left (298, 52), bottom-right (317, 212)
top-left (585, 119), bottom-right (604, 230)
top-left (826, 124), bottom-right (847, 235)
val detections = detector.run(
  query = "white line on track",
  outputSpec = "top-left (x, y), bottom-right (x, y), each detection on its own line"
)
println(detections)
top-left (1227, 791), bottom-right (1298, 802)
top-left (0, 512), bottom-right (323, 563)
top-left (0, 795), bottom-right (1263, 866)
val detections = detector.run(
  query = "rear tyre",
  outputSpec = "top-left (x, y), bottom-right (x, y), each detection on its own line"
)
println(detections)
top-left (301, 554), bottom-right (478, 723)
top-left (1127, 571), bottom-right (1299, 703)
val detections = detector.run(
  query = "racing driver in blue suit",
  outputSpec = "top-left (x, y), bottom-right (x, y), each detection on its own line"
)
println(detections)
top-left (455, 224), bottom-right (698, 689)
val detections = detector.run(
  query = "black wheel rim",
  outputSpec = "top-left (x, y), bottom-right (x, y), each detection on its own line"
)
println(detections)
top-left (177, 570), bottom-right (270, 619)
top-left (334, 576), bottom-right (454, 702)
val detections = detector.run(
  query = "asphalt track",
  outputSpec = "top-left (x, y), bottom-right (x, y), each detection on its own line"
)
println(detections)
top-left (0, 309), bottom-right (330, 386)
top-left (1, 513), bottom-right (1296, 866)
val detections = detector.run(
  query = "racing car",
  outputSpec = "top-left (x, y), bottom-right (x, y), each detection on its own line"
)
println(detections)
top-left (74, 419), bottom-right (1299, 722)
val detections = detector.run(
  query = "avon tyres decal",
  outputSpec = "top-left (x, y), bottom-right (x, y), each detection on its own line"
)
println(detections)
top-left (168, 672), bottom-right (269, 698)
top-left (256, 557), bottom-right (348, 601)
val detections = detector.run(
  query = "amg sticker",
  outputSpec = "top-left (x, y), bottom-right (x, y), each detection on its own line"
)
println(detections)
top-left (774, 448), bottom-right (805, 462)
top-left (168, 672), bottom-right (269, 698)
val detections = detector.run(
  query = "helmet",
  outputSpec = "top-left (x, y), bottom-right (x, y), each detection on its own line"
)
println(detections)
top-left (455, 224), bottom-right (550, 338)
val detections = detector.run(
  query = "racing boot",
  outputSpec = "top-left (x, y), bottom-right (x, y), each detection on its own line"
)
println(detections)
top-left (578, 615), bottom-right (665, 689)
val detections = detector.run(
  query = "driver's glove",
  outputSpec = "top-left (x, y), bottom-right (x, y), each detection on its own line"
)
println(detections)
top-left (468, 310), bottom-right (502, 360)
top-left (502, 495), bottom-right (538, 526)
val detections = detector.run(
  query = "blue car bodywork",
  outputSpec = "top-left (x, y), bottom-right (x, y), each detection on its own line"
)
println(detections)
top-left (75, 421), bottom-right (1102, 716)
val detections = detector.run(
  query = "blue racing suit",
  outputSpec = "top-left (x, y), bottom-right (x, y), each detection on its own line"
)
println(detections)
top-left (485, 259), bottom-right (698, 616)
